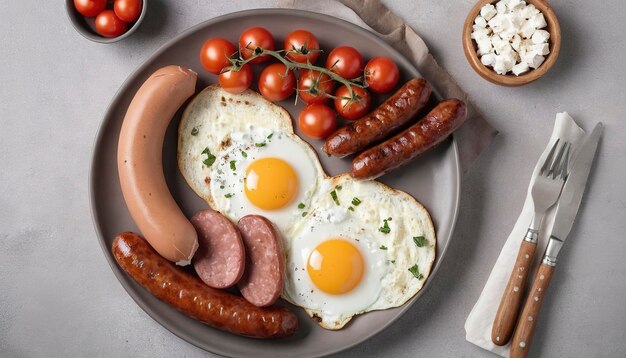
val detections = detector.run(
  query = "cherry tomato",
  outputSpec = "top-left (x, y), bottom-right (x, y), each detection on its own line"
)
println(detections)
top-left (239, 27), bottom-right (275, 64)
top-left (284, 30), bottom-right (320, 64)
top-left (298, 104), bottom-right (337, 140)
top-left (114, 0), bottom-right (142, 23)
top-left (258, 64), bottom-right (296, 101)
top-left (219, 64), bottom-right (253, 94)
top-left (74, 0), bottom-right (106, 17)
top-left (199, 38), bottom-right (236, 74)
top-left (297, 70), bottom-right (335, 104)
top-left (334, 85), bottom-right (371, 120)
top-left (95, 10), bottom-right (127, 38)
top-left (325, 46), bottom-right (364, 79)
top-left (365, 57), bottom-right (400, 94)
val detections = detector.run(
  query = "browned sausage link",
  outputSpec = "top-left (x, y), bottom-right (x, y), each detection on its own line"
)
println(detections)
top-left (323, 78), bottom-right (432, 157)
top-left (112, 232), bottom-right (298, 339)
top-left (351, 99), bottom-right (467, 180)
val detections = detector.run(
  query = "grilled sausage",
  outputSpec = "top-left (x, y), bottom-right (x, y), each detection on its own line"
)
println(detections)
top-left (237, 215), bottom-right (285, 307)
top-left (191, 210), bottom-right (245, 289)
top-left (351, 99), bottom-right (467, 180)
top-left (118, 65), bottom-right (198, 265)
top-left (112, 232), bottom-right (298, 339)
top-left (323, 78), bottom-right (432, 157)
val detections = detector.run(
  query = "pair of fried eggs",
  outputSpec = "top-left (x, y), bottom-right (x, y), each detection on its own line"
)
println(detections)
top-left (178, 86), bottom-right (435, 329)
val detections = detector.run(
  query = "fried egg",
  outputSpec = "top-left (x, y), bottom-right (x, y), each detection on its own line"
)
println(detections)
top-left (178, 86), bottom-right (436, 330)
top-left (282, 175), bottom-right (436, 329)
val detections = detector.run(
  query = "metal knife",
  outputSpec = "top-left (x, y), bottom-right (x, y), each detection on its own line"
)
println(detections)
top-left (510, 122), bottom-right (603, 358)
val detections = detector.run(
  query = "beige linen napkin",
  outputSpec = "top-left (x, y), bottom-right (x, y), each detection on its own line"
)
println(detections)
top-left (465, 113), bottom-right (586, 356)
top-left (277, 0), bottom-right (498, 172)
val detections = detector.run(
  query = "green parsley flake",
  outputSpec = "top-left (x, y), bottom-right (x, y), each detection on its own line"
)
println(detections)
top-left (351, 197), bottom-right (362, 206)
top-left (413, 236), bottom-right (427, 247)
top-left (298, 202), bottom-right (305, 209)
top-left (391, 260), bottom-right (396, 264)
top-left (379, 245), bottom-right (388, 250)
top-left (348, 206), bottom-right (355, 211)
top-left (335, 185), bottom-right (342, 190)
top-left (224, 193), bottom-right (234, 198)
top-left (229, 160), bottom-right (236, 171)
top-left (191, 127), bottom-right (199, 136)
top-left (220, 185), bottom-right (225, 189)
top-left (241, 151), bottom-right (247, 158)
top-left (302, 211), bottom-right (308, 217)
top-left (379, 219), bottom-right (391, 234)
top-left (408, 264), bottom-right (424, 280)
top-left (267, 133), bottom-right (273, 139)
top-left (330, 190), bottom-right (340, 205)
top-left (255, 142), bottom-right (266, 147)
top-left (201, 147), bottom-right (216, 167)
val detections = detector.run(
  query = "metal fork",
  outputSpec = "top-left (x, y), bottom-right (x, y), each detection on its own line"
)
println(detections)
top-left (492, 139), bottom-right (570, 346)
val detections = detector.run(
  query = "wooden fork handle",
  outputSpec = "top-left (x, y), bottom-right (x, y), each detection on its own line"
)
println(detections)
top-left (510, 263), bottom-right (555, 358)
top-left (491, 239), bottom-right (537, 345)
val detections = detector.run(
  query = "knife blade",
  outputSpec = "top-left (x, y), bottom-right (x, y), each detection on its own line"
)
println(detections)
top-left (543, 122), bottom-right (603, 265)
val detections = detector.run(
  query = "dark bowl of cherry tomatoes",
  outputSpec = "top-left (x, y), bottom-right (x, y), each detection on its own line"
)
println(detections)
top-left (66, 0), bottom-right (146, 43)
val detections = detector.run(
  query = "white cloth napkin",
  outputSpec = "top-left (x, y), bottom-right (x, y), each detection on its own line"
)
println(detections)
top-left (464, 113), bottom-right (586, 356)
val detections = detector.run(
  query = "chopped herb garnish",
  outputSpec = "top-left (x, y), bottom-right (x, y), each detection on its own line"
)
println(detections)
top-left (224, 193), bottom-right (234, 198)
top-left (302, 211), bottom-right (308, 217)
top-left (241, 151), bottom-right (247, 158)
top-left (348, 206), bottom-right (355, 211)
top-left (330, 190), bottom-right (340, 205)
top-left (220, 185), bottom-right (225, 189)
top-left (387, 217), bottom-right (392, 221)
top-left (379, 219), bottom-right (391, 234)
top-left (191, 127), bottom-right (199, 136)
top-left (379, 245), bottom-right (388, 250)
top-left (391, 260), bottom-right (396, 264)
top-left (335, 185), bottom-right (342, 190)
top-left (298, 202), bottom-right (305, 209)
top-left (267, 133), bottom-right (273, 139)
top-left (201, 147), bottom-right (216, 167)
top-left (255, 142), bottom-right (266, 147)
top-left (351, 197), bottom-right (362, 206)
top-left (413, 236), bottom-right (427, 247)
top-left (408, 264), bottom-right (424, 280)
top-left (229, 160), bottom-right (236, 171)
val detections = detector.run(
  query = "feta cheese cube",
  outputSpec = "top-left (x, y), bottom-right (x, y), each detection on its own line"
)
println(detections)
top-left (509, 11), bottom-right (525, 28)
top-left (511, 34), bottom-right (522, 51)
top-left (496, 1), bottom-right (508, 14)
top-left (494, 53), bottom-right (515, 74)
top-left (520, 20), bottom-right (536, 38)
top-left (512, 62), bottom-right (530, 76)
top-left (529, 13), bottom-right (547, 29)
top-left (474, 15), bottom-right (488, 28)
top-left (532, 29), bottom-right (550, 44)
top-left (495, 42), bottom-right (513, 55)
top-left (523, 52), bottom-right (545, 68)
top-left (521, 4), bottom-right (540, 18)
top-left (480, 4), bottom-right (497, 21)
top-left (507, 0), bottom-right (525, 11)
top-left (476, 37), bottom-right (494, 56)
top-left (532, 43), bottom-right (550, 55)
top-left (481, 53), bottom-right (496, 66)
top-left (471, 27), bottom-right (490, 40)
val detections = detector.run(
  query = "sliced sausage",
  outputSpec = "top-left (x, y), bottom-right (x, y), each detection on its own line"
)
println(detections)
top-left (112, 232), bottom-right (298, 338)
top-left (117, 65), bottom-right (198, 265)
top-left (323, 78), bottom-right (432, 157)
top-left (191, 210), bottom-right (245, 289)
top-left (351, 99), bottom-right (467, 180)
top-left (237, 215), bottom-right (285, 307)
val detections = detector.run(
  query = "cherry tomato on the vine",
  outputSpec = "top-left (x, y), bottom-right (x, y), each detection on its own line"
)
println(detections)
top-left (365, 57), bottom-right (399, 94)
top-left (114, 0), bottom-right (142, 23)
top-left (258, 63), bottom-right (296, 101)
top-left (219, 64), bottom-right (254, 94)
top-left (334, 85), bottom-right (371, 120)
top-left (95, 10), bottom-right (127, 38)
top-left (325, 46), bottom-right (364, 80)
top-left (297, 70), bottom-right (334, 104)
top-left (239, 27), bottom-right (275, 64)
top-left (284, 30), bottom-right (320, 64)
top-left (74, 0), bottom-right (106, 17)
top-left (200, 38), bottom-right (237, 74)
top-left (298, 104), bottom-right (337, 140)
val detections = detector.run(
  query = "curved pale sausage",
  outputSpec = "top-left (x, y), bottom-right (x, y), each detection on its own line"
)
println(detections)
top-left (112, 232), bottom-right (298, 338)
top-left (117, 65), bottom-right (198, 265)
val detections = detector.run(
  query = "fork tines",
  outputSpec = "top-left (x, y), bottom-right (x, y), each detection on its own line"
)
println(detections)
top-left (541, 139), bottom-right (571, 180)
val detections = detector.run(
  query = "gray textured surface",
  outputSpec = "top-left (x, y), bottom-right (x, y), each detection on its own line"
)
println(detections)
top-left (1, 0), bottom-right (624, 357)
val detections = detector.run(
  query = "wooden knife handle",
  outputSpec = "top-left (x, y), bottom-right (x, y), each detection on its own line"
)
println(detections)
top-left (510, 263), bottom-right (555, 358)
top-left (491, 240), bottom-right (537, 345)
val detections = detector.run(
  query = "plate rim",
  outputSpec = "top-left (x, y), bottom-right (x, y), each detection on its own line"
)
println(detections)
top-left (89, 8), bottom-right (461, 357)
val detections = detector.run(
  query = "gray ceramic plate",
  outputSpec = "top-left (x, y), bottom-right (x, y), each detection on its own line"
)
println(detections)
top-left (90, 9), bottom-right (460, 358)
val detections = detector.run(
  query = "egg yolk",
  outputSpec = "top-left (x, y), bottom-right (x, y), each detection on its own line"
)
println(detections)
top-left (244, 157), bottom-right (299, 210)
top-left (307, 239), bottom-right (364, 295)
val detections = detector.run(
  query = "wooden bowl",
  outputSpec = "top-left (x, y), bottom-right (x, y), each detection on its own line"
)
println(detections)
top-left (462, 0), bottom-right (561, 86)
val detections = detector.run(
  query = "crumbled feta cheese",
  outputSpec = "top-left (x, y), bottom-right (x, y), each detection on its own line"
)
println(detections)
top-left (520, 20), bottom-right (536, 38)
top-left (521, 4), bottom-right (540, 18)
top-left (529, 13), bottom-right (547, 29)
top-left (480, 4), bottom-right (497, 21)
top-left (511, 34), bottom-right (522, 51)
top-left (532, 29), bottom-right (550, 44)
top-left (476, 37), bottom-right (493, 56)
top-left (481, 53), bottom-right (496, 66)
top-left (512, 62), bottom-right (530, 76)
top-left (496, 1), bottom-right (508, 14)
top-left (532, 43), bottom-right (550, 55)
top-left (474, 15), bottom-right (488, 28)
top-left (507, 0), bottom-right (525, 11)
